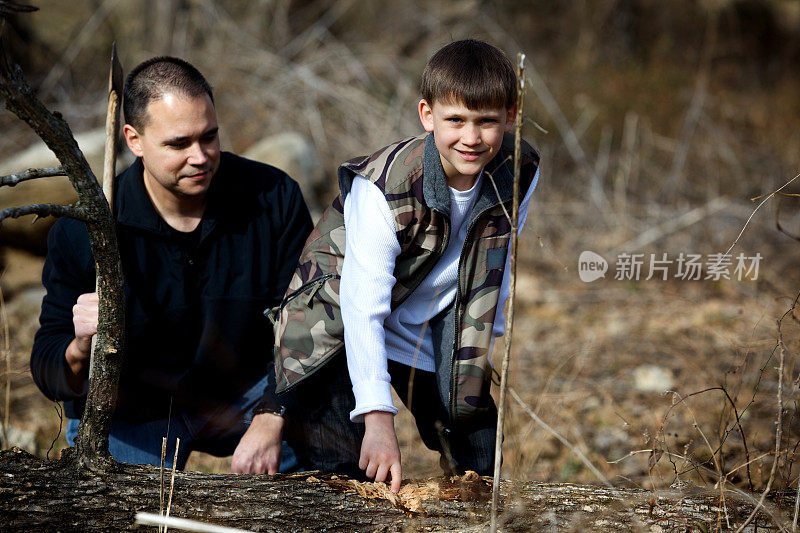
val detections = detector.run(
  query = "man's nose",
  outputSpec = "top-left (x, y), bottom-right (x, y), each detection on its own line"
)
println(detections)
top-left (187, 142), bottom-right (209, 166)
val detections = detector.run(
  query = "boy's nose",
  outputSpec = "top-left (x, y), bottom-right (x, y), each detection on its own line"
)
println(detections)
top-left (461, 126), bottom-right (481, 146)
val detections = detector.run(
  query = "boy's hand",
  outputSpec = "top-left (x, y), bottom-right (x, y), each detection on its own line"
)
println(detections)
top-left (360, 410), bottom-right (402, 493)
top-left (231, 413), bottom-right (284, 474)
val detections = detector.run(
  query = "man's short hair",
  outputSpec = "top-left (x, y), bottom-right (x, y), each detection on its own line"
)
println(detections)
top-left (421, 39), bottom-right (517, 111)
top-left (123, 56), bottom-right (214, 132)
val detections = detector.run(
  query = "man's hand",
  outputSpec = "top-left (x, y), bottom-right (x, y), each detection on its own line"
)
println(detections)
top-left (360, 410), bottom-right (402, 493)
top-left (64, 292), bottom-right (98, 380)
top-left (231, 413), bottom-right (285, 474)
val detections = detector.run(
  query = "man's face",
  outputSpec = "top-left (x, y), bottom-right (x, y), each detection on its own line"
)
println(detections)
top-left (418, 98), bottom-right (515, 189)
top-left (123, 92), bottom-right (220, 201)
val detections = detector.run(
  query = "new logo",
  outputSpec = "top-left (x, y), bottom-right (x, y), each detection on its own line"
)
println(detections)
top-left (578, 250), bottom-right (608, 282)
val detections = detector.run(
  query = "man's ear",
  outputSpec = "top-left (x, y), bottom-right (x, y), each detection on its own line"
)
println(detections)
top-left (418, 99), bottom-right (435, 132)
top-left (504, 105), bottom-right (517, 133)
top-left (123, 124), bottom-right (144, 157)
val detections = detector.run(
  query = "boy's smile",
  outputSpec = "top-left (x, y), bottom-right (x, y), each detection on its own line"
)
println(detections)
top-left (418, 99), bottom-right (516, 190)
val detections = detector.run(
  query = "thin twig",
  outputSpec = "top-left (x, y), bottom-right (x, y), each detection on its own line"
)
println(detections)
top-left (721, 172), bottom-right (800, 259)
top-left (735, 317), bottom-right (788, 532)
top-left (511, 388), bottom-right (613, 488)
top-left (794, 466), bottom-right (800, 532)
top-left (0, 282), bottom-right (9, 448)
top-left (0, 203), bottom-right (85, 225)
top-left (135, 513), bottom-right (254, 533)
top-left (0, 166), bottom-right (65, 187)
top-left (490, 52), bottom-right (525, 533)
top-left (159, 436), bottom-right (167, 533)
top-left (164, 437), bottom-right (180, 533)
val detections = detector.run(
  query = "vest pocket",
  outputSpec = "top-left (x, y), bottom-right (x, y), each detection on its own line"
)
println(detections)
top-left (265, 273), bottom-right (340, 324)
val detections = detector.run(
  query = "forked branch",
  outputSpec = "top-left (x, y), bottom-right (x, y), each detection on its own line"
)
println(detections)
top-left (0, 166), bottom-right (65, 187)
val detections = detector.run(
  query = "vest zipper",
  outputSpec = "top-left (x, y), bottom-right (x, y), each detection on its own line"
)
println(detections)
top-left (449, 198), bottom-right (513, 420)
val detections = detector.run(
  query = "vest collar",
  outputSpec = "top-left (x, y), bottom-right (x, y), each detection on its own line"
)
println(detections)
top-left (421, 132), bottom-right (516, 220)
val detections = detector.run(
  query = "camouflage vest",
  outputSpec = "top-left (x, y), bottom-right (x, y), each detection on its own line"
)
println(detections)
top-left (272, 132), bottom-right (539, 424)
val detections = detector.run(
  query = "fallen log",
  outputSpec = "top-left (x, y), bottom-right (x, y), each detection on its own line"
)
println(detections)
top-left (0, 448), bottom-right (787, 532)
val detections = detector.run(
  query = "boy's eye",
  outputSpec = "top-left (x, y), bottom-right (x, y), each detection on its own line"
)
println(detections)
top-left (446, 117), bottom-right (463, 123)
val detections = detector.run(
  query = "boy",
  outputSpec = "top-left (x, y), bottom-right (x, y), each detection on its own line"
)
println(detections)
top-left (240, 39), bottom-right (539, 490)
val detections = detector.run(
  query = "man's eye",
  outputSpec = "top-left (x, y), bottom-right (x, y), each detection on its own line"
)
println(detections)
top-left (168, 142), bottom-right (189, 149)
top-left (201, 134), bottom-right (217, 143)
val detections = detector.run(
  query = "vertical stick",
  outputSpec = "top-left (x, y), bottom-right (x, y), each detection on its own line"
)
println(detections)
top-left (0, 284), bottom-right (9, 447)
top-left (88, 43), bottom-right (122, 376)
top-left (164, 437), bottom-right (180, 533)
top-left (159, 436), bottom-right (167, 533)
top-left (490, 52), bottom-right (525, 533)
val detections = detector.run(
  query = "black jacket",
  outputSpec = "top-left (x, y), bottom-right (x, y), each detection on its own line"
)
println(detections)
top-left (30, 152), bottom-right (313, 421)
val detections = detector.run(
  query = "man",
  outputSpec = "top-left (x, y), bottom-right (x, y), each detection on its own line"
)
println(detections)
top-left (30, 57), bottom-right (312, 473)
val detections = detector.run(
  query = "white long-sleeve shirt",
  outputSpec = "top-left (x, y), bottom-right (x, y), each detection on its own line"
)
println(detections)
top-left (341, 168), bottom-right (538, 422)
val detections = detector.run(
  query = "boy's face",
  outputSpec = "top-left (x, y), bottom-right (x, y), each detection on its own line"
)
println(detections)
top-left (418, 99), bottom-right (516, 189)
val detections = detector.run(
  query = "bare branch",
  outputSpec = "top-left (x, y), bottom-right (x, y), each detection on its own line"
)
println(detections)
top-left (0, 1), bottom-right (38, 17)
top-left (0, 166), bottom-right (65, 187)
top-left (0, 203), bottom-right (85, 225)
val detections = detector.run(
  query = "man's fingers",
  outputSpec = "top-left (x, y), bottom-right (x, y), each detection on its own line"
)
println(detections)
top-left (389, 463), bottom-right (402, 493)
top-left (358, 453), bottom-right (368, 471)
top-left (266, 449), bottom-right (281, 475)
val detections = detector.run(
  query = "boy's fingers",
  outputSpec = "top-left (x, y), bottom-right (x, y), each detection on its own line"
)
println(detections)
top-left (390, 463), bottom-right (402, 493)
top-left (365, 460), bottom-right (378, 479)
top-left (374, 464), bottom-right (389, 484)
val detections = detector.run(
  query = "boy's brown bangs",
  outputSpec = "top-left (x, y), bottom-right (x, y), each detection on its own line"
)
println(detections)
top-left (421, 39), bottom-right (517, 110)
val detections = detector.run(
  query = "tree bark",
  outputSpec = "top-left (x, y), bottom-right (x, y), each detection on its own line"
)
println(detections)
top-left (0, 448), bottom-right (787, 532)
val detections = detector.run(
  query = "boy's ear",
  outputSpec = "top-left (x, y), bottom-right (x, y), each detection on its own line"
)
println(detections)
top-left (123, 124), bottom-right (144, 158)
top-left (418, 99), bottom-right (435, 132)
top-left (504, 105), bottom-right (517, 132)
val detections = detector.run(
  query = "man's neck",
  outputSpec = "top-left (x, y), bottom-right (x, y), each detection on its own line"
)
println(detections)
top-left (142, 174), bottom-right (208, 233)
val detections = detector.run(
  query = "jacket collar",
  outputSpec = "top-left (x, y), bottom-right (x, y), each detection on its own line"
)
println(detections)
top-left (421, 132), bottom-right (515, 220)
top-left (115, 153), bottom-right (241, 240)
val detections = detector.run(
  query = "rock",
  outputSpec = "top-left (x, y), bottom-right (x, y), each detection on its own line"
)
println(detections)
top-left (243, 132), bottom-right (326, 220)
top-left (632, 365), bottom-right (674, 393)
top-left (0, 128), bottom-right (114, 254)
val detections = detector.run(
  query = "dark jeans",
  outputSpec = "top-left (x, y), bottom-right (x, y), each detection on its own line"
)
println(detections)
top-left (283, 353), bottom-right (497, 476)
top-left (67, 375), bottom-right (299, 472)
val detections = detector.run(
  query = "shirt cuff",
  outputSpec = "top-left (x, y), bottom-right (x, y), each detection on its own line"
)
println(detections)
top-left (349, 379), bottom-right (397, 422)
